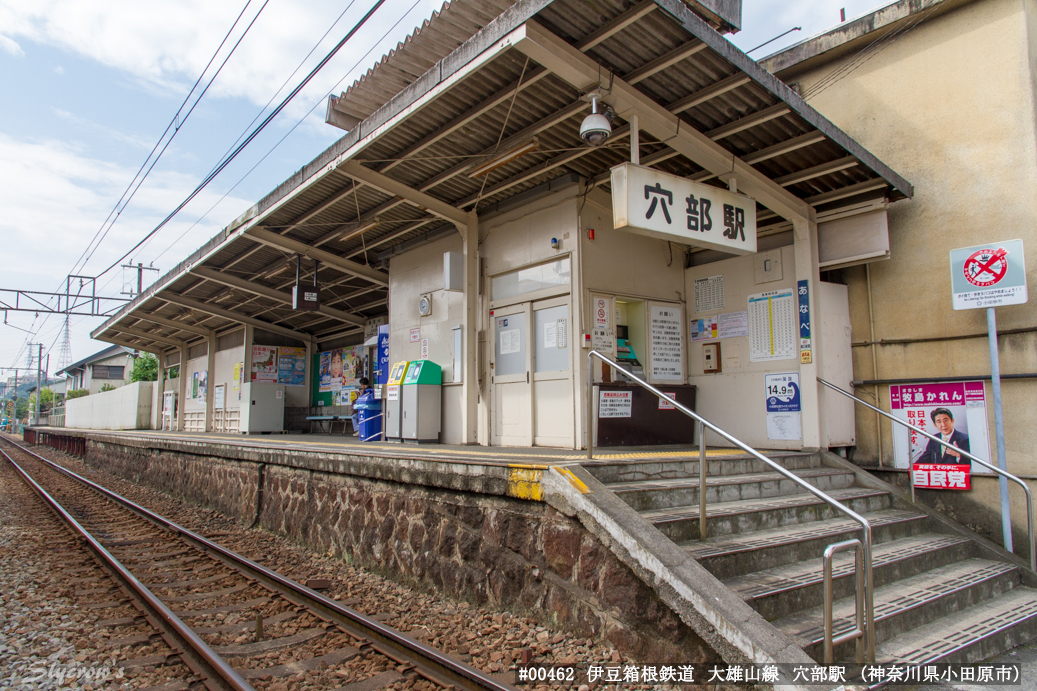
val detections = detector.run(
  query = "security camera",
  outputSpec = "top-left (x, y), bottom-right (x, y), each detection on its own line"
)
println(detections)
top-left (580, 95), bottom-right (612, 146)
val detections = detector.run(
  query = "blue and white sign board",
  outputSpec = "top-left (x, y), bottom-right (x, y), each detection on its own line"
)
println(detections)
top-left (950, 240), bottom-right (1027, 310)
top-left (611, 162), bottom-right (757, 255)
top-left (765, 372), bottom-right (801, 441)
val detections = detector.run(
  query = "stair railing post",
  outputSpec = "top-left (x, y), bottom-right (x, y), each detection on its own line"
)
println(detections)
top-left (586, 351), bottom-right (595, 460)
top-left (699, 421), bottom-right (707, 540)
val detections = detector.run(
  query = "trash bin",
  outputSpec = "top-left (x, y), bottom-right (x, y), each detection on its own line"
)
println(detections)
top-left (355, 391), bottom-right (383, 442)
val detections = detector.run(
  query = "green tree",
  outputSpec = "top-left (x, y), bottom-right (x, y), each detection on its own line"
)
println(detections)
top-left (66, 389), bottom-right (89, 399)
top-left (28, 388), bottom-right (55, 413)
top-left (131, 353), bottom-right (158, 382)
top-left (100, 383), bottom-right (117, 392)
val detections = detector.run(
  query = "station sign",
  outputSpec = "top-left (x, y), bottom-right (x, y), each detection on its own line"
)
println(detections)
top-left (949, 239), bottom-right (1027, 310)
top-left (611, 163), bottom-right (757, 255)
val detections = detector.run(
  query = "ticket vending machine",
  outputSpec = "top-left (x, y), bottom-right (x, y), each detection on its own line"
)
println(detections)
top-left (400, 360), bottom-right (442, 443)
top-left (384, 361), bottom-right (410, 443)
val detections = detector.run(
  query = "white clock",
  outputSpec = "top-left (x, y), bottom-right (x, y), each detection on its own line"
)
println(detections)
top-left (418, 294), bottom-right (433, 317)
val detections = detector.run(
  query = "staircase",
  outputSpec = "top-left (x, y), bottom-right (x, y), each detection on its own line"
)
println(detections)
top-left (581, 451), bottom-right (1037, 665)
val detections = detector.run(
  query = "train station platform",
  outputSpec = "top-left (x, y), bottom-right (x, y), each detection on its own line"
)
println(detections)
top-left (24, 426), bottom-right (757, 503)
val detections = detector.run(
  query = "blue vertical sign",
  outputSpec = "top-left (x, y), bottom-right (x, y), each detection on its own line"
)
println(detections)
top-left (376, 324), bottom-right (390, 385)
top-left (797, 279), bottom-right (812, 364)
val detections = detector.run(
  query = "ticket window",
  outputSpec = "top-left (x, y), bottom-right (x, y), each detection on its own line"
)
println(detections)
top-left (613, 299), bottom-right (646, 382)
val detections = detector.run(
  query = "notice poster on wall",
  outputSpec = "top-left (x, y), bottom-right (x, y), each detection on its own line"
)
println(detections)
top-left (251, 346), bottom-right (278, 383)
top-left (890, 381), bottom-right (991, 474)
top-left (214, 384), bottom-right (225, 411)
top-left (748, 289), bottom-right (796, 362)
top-left (694, 275), bottom-right (724, 313)
top-left (499, 329), bottom-right (521, 355)
top-left (649, 304), bottom-right (683, 382)
top-left (718, 310), bottom-right (749, 339)
top-left (278, 347), bottom-right (306, 386)
top-left (191, 370), bottom-right (208, 401)
top-left (765, 372), bottom-right (801, 441)
top-left (691, 316), bottom-right (717, 342)
top-left (599, 390), bottom-right (632, 418)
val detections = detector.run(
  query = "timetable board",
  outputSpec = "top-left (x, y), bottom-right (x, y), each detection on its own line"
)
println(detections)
top-left (748, 289), bottom-right (796, 362)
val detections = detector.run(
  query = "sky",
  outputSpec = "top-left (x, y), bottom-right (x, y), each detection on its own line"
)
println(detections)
top-left (0, 0), bottom-right (892, 379)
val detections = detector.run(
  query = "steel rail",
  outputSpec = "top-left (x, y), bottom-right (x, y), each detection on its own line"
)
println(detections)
top-left (818, 377), bottom-right (1036, 571)
top-left (1, 435), bottom-right (519, 691)
top-left (0, 444), bottom-right (254, 691)
top-left (586, 351), bottom-right (875, 662)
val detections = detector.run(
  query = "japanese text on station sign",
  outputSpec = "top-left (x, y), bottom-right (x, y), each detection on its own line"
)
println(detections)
top-left (612, 163), bottom-right (757, 255)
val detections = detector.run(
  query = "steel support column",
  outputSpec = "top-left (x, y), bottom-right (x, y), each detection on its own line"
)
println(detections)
top-left (794, 217), bottom-right (822, 451)
top-left (461, 211), bottom-right (479, 444)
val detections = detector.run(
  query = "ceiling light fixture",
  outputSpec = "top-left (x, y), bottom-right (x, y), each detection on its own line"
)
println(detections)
top-left (467, 138), bottom-right (539, 178)
top-left (340, 218), bottom-right (381, 243)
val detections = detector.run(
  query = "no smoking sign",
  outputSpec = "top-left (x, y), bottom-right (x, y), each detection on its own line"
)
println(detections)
top-left (950, 240), bottom-right (1027, 310)
top-left (963, 248), bottom-right (1009, 287)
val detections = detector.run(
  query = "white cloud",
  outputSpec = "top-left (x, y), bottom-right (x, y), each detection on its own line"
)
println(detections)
top-left (52, 108), bottom-right (153, 150)
top-left (0, 34), bottom-right (23, 56)
top-left (0, 0), bottom-right (432, 121)
top-left (0, 132), bottom-right (252, 290)
top-left (53, 64), bottom-right (63, 74)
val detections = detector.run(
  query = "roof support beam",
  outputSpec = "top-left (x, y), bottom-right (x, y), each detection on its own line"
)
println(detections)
top-left (579, 0), bottom-right (657, 50)
top-left (513, 20), bottom-right (812, 223)
top-left (706, 103), bottom-right (791, 141)
top-left (244, 227), bottom-right (389, 287)
top-left (160, 293), bottom-right (309, 343)
top-left (670, 74), bottom-right (751, 114)
top-left (133, 313), bottom-right (213, 338)
top-left (338, 160), bottom-right (467, 227)
top-left (625, 40), bottom-right (706, 84)
top-left (96, 334), bottom-right (156, 353)
top-left (775, 155), bottom-right (858, 187)
top-left (114, 327), bottom-right (186, 348)
top-left (191, 266), bottom-right (366, 327)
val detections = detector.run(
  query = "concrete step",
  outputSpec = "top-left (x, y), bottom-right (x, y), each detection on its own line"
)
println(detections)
top-left (725, 533), bottom-right (975, 621)
top-left (876, 586), bottom-right (1037, 664)
top-left (584, 453), bottom-right (818, 484)
top-left (774, 558), bottom-right (1021, 661)
top-left (683, 509), bottom-right (930, 580)
top-left (644, 486), bottom-right (893, 542)
top-left (608, 468), bottom-right (858, 512)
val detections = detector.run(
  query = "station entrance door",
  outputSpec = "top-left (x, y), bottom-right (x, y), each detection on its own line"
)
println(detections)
top-left (491, 295), bottom-right (573, 447)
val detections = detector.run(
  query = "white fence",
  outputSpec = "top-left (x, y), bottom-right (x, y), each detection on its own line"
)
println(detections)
top-left (65, 382), bottom-right (154, 430)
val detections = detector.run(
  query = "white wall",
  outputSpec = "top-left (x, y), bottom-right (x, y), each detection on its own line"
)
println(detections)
top-left (66, 382), bottom-right (154, 430)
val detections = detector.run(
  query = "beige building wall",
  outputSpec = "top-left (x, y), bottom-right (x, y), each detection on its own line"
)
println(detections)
top-left (764, 0), bottom-right (1037, 543)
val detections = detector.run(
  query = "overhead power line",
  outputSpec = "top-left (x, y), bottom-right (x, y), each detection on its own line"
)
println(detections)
top-left (95, 0), bottom-right (390, 279)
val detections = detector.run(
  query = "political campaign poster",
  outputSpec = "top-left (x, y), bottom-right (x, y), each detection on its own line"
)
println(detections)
top-left (890, 381), bottom-right (991, 476)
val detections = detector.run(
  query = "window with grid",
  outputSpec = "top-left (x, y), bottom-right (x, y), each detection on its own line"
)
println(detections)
top-left (92, 365), bottom-right (125, 379)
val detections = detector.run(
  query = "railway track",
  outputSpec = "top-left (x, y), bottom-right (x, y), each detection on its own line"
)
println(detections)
top-left (0, 435), bottom-right (520, 691)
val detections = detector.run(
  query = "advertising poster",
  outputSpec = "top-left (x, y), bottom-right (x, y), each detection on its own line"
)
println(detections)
top-left (192, 371), bottom-right (198, 399)
top-left (251, 346), bottom-right (278, 383)
top-left (278, 347), bottom-right (306, 386)
top-left (890, 381), bottom-right (991, 474)
top-left (765, 372), bottom-right (801, 441)
top-left (319, 346), bottom-right (368, 393)
top-left (691, 316), bottom-right (717, 342)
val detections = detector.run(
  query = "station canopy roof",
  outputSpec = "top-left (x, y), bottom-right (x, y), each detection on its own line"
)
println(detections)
top-left (93, 0), bottom-right (912, 354)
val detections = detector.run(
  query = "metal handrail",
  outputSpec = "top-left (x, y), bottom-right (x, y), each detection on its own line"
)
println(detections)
top-left (586, 351), bottom-right (875, 662)
top-left (823, 539), bottom-right (866, 664)
top-left (818, 377), bottom-right (1036, 571)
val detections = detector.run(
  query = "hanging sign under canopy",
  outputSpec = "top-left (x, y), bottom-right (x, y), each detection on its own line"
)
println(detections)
top-left (611, 163), bottom-right (757, 255)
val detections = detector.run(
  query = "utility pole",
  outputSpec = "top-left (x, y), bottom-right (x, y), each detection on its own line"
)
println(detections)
top-left (32, 343), bottom-right (43, 426)
top-left (121, 262), bottom-right (160, 297)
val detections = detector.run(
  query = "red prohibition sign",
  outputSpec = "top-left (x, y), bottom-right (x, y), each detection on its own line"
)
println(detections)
top-left (963, 247), bottom-right (1009, 287)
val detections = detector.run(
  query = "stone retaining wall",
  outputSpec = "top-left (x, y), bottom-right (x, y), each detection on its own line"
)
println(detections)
top-left (85, 437), bottom-right (714, 663)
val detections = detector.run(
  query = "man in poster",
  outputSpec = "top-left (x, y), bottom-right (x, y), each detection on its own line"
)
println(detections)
top-left (915, 407), bottom-right (970, 465)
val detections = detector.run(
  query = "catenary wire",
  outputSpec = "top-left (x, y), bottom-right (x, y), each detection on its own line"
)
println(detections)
top-left (93, 0), bottom-right (390, 280)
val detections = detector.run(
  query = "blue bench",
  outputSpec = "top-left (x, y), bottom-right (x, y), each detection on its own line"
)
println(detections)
top-left (306, 415), bottom-right (348, 435)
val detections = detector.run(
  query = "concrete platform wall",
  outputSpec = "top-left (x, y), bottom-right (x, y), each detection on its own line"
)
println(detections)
top-left (65, 382), bottom-right (154, 430)
top-left (67, 432), bottom-right (715, 662)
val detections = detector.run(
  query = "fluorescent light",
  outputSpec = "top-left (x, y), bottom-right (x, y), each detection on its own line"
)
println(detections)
top-left (340, 218), bottom-right (381, 243)
top-left (468, 138), bottom-right (539, 178)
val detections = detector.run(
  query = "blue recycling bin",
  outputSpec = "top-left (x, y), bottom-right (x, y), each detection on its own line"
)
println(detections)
top-left (354, 392), bottom-right (383, 442)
